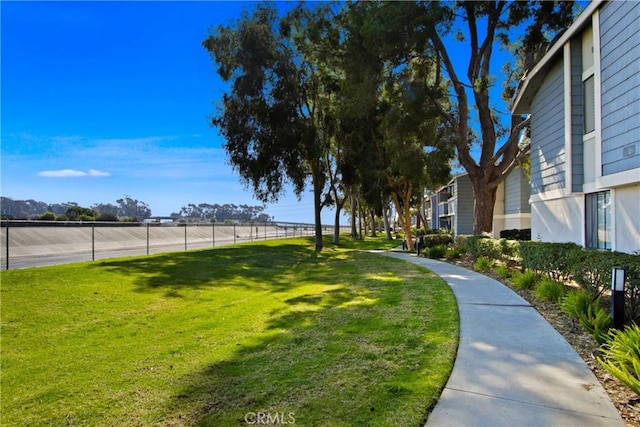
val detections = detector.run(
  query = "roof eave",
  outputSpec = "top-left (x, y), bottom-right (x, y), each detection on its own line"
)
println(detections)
top-left (511, 0), bottom-right (604, 115)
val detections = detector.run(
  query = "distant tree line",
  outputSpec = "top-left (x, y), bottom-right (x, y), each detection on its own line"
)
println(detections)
top-left (171, 203), bottom-right (271, 223)
top-left (0, 196), bottom-right (152, 222)
top-left (0, 196), bottom-right (271, 223)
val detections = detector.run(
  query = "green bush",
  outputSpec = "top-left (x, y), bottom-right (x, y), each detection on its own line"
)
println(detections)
top-left (598, 324), bottom-right (640, 395)
top-left (569, 249), bottom-right (640, 299)
top-left (454, 235), bottom-right (469, 248)
top-left (561, 291), bottom-right (610, 344)
top-left (473, 256), bottom-right (494, 272)
top-left (511, 270), bottom-right (539, 290)
top-left (494, 265), bottom-right (511, 279)
top-left (626, 261), bottom-right (640, 324)
top-left (577, 301), bottom-right (611, 345)
top-left (560, 290), bottom-right (595, 319)
top-left (518, 241), bottom-right (582, 281)
top-left (467, 236), bottom-right (502, 260)
top-left (423, 234), bottom-right (453, 248)
top-left (411, 226), bottom-right (426, 237)
top-left (427, 245), bottom-right (447, 259)
top-left (37, 211), bottom-right (56, 221)
top-left (534, 279), bottom-right (567, 303)
top-left (96, 212), bottom-right (118, 222)
top-left (499, 239), bottom-right (520, 259)
top-left (445, 245), bottom-right (466, 260)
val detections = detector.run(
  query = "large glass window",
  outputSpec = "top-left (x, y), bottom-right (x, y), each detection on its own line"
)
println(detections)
top-left (585, 191), bottom-right (611, 250)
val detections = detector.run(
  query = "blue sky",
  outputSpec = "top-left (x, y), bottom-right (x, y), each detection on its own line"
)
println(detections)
top-left (1, 1), bottom-right (537, 223)
top-left (1, 1), bottom-right (330, 222)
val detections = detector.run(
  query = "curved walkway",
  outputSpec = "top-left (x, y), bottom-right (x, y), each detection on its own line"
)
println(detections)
top-left (379, 251), bottom-right (624, 427)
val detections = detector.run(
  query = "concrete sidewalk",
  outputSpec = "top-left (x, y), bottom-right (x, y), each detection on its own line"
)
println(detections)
top-left (379, 251), bottom-right (624, 427)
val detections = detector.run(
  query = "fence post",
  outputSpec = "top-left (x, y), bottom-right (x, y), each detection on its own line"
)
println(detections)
top-left (212, 222), bottom-right (215, 248)
top-left (92, 224), bottom-right (95, 261)
top-left (5, 224), bottom-right (9, 270)
top-left (234, 223), bottom-right (236, 245)
top-left (184, 224), bottom-right (187, 251)
top-left (147, 223), bottom-right (150, 256)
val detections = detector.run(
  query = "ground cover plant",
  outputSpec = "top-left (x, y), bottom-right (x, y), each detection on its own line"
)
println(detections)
top-left (0, 236), bottom-right (458, 426)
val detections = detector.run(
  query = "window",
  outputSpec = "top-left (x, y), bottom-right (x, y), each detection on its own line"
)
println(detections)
top-left (582, 25), bottom-right (595, 135)
top-left (583, 75), bottom-right (595, 133)
top-left (585, 191), bottom-right (611, 250)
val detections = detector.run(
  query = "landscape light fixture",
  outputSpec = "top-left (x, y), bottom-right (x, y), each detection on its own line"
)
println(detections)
top-left (611, 266), bottom-right (625, 329)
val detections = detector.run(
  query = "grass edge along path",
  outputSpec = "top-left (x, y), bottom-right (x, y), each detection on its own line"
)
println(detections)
top-left (1, 236), bottom-right (458, 426)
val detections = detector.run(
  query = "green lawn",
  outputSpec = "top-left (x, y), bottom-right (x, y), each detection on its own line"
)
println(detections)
top-left (1, 236), bottom-right (458, 426)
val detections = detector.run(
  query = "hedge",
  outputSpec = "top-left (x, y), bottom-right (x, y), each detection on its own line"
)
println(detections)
top-left (422, 234), bottom-right (453, 248)
top-left (518, 241), bottom-right (582, 281)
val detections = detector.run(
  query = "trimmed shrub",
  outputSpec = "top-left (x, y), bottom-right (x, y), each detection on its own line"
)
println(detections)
top-left (445, 245), bottom-right (466, 260)
top-left (454, 235), bottom-right (470, 249)
top-left (427, 245), bottom-right (447, 259)
top-left (569, 249), bottom-right (640, 299)
top-left (511, 270), bottom-right (539, 290)
top-left (423, 234), bottom-right (453, 248)
top-left (534, 279), bottom-right (567, 303)
top-left (467, 235), bottom-right (502, 260)
top-left (500, 228), bottom-right (531, 240)
top-left (473, 256), bottom-right (494, 272)
top-left (499, 239), bottom-right (520, 259)
top-left (598, 324), bottom-right (640, 395)
top-left (518, 241), bottom-right (582, 281)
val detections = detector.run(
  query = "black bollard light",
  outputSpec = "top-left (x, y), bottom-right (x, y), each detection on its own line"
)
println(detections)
top-left (611, 266), bottom-right (626, 329)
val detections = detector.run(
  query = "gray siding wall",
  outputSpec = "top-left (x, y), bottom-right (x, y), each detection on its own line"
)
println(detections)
top-left (570, 37), bottom-right (584, 191)
top-left (454, 174), bottom-right (474, 235)
top-left (531, 58), bottom-right (566, 196)
top-left (600, 1), bottom-right (640, 175)
top-left (504, 168), bottom-right (531, 215)
top-left (429, 194), bottom-right (439, 230)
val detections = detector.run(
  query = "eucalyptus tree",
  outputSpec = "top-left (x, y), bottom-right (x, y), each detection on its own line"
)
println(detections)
top-left (336, 1), bottom-right (454, 249)
top-left (203, 3), bottom-right (339, 250)
top-left (421, 1), bottom-right (576, 234)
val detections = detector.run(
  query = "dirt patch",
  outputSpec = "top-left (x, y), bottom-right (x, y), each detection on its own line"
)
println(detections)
top-left (444, 256), bottom-right (640, 427)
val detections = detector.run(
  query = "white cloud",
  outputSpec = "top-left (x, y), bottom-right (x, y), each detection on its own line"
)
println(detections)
top-left (37, 169), bottom-right (111, 178)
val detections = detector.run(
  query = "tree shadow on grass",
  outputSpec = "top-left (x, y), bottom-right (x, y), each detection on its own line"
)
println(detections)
top-left (88, 242), bottom-right (323, 295)
top-left (154, 252), bottom-right (455, 426)
top-left (163, 279), bottom-right (435, 426)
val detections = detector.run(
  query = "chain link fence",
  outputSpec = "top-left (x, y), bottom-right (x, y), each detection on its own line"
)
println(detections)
top-left (1, 221), bottom-right (346, 270)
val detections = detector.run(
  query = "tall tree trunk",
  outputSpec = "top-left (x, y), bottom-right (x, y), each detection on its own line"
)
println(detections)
top-left (313, 172), bottom-right (324, 251)
top-left (350, 192), bottom-right (358, 237)
top-left (391, 184), bottom-right (415, 251)
top-left (471, 182), bottom-right (497, 235)
top-left (370, 210), bottom-right (377, 237)
top-left (332, 196), bottom-right (345, 245)
top-left (357, 198), bottom-right (363, 239)
top-left (383, 200), bottom-right (392, 240)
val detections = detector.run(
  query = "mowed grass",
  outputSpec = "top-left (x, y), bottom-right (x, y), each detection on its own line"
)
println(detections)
top-left (1, 236), bottom-right (458, 426)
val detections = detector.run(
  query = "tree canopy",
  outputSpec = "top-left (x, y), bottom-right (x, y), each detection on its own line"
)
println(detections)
top-left (203, 0), bottom-right (579, 243)
top-left (204, 3), bottom-right (339, 249)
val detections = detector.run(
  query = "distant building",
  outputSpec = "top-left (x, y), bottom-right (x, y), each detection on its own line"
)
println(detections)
top-left (425, 167), bottom-right (530, 237)
top-left (512, 0), bottom-right (640, 254)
